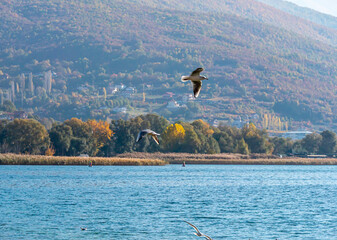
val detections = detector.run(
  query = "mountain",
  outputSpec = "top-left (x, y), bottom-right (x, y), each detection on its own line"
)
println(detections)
top-left (256, 0), bottom-right (337, 30)
top-left (0, 0), bottom-right (337, 131)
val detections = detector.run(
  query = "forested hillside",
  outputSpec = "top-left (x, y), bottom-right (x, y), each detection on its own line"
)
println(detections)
top-left (0, 0), bottom-right (337, 131)
top-left (256, 0), bottom-right (337, 30)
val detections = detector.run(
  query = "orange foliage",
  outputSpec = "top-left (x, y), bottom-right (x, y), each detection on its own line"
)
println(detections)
top-left (87, 119), bottom-right (113, 149)
top-left (45, 147), bottom-right (55, 156)
top-left (192, 119), bottom-right (214, 137)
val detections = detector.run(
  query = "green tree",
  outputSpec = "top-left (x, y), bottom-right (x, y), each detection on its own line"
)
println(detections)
top-left (68, 138), bottom-right (87, 156)
top-left (319, 130), bottom-right (337, 154)
top-left (207, 137), bottom-right (221, 154)
top-left (49, 124), bottom-right (73, 155)
top-left (138, 114), bottom-right (169, 152)
top-left (64, 118), bottom-right (95, 155)
top-left (213, 130), bottom-right (235, 153)
top-left (111, 119), bottom-right (135, 153)
top-left (0, 120), bottom-right (9, 152)
top-left (270, 137), bottom-right (293, 155)
top-left (236, 138), bottom-right (249, 154)
top-left (292, 140), bottom-right (307, 155)
top-left (301, 133), bottom-right (322, 154)
top-left (64, 118), bottom-right (91, 139)
top-left (4, 119), bottom-right (50, 154)
top-left (242, 123), bottom-right (273, 153)
top-left (190, 119), bottom-right (220, 153)
top-left (179, 122), bottom-right (201, 153)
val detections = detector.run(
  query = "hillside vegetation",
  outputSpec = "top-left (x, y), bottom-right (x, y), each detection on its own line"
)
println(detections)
top-left (257, 0), bottom-right (337, 30)
top-left (0, 0), bottom-right (337, 130)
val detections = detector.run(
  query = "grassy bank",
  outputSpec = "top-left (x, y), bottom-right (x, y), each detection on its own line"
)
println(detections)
top-left (116, 152), bottom-right (337, 165)
top-left (2, 153), bottom-right (337, 166)
top-left (0, 154), bottom-right (167, 166)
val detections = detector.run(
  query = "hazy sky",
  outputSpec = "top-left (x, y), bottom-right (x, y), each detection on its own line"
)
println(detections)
top-left (286, 0), bottom-right (337, 17)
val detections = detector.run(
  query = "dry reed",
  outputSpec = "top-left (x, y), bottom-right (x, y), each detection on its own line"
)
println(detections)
top-left (0, 153), bottom-right (167, 166)
top-left (115, 152), bottom-right (337, 165)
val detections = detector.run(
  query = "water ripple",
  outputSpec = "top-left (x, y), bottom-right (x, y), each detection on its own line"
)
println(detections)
top-left (1, 165), bottom-right (337, 239)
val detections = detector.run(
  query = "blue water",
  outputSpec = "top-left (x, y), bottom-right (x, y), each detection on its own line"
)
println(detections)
top-left (1, 165), bottom-right (337, 239)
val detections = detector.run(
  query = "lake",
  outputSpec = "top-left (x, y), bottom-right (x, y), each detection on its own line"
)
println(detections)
top-left (1, 165), bottom-right (337, 239)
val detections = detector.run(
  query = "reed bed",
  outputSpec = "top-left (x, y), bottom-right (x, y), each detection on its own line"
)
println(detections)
top-left (2, 153), bottom-right (336, 166)
top-left (168, 158), bottom-right (337, 165)
top-left (116, 152), bottom-right (337, 165)
top-left (0, 154), bottom-right (167, 166)
top-left (116, 152), bottom-right (277, 161)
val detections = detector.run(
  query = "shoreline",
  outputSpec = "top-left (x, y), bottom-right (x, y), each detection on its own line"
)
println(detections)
top-left (0, 154), bottom-right (166, 166)
top-left (1, 153), bottom-right (337, 165)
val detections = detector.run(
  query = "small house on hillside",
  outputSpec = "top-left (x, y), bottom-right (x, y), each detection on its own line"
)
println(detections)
top-left (163, 92), bottom-right (175, 99)
top-left (0, 112), bottom-right (14, 120)
top-left (182, 94), bottom-right (194, 102)
top-left (113, 107), bottom-right (127, 113)
top-left (167, 100), bottom-right (180, 109)
top-left (121, 87), bottom-right (135, 97)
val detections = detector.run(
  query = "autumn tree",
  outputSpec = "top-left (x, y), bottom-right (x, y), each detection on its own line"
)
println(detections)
top-left (161, 123), bottom-right (185, 152)
top-left (242, 123), bottom-right (273, 153)
top-left (87, 119), bottom-right (113, 156)
top-left (189, 119), bottom-right (220, 153)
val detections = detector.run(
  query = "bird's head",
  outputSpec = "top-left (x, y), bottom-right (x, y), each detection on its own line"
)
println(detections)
top-left (202, 76), bottom-right (208, 80)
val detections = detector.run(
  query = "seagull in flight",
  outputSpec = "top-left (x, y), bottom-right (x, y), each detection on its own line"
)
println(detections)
top-left (181, 67), bottom-right (208, 98)
top-left (136, 129), bottom-right (160, 144)
top-left (184, 220), bottom-right (213, 240)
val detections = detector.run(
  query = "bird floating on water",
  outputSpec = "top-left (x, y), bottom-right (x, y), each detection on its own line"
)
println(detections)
top-left (80, 227), bottom-right (87, 231)
top-left (184, 220), bottom-right (213, 240)
top-left (181, 67), bottom-right (208, 98)
top-left (136, 129), bottom-right (160, 144)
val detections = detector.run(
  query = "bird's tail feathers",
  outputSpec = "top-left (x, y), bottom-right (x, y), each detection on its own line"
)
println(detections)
top-left (181, 76), bottom-right (189, 82)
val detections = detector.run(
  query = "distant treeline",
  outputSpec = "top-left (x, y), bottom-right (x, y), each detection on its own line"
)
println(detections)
top-left (0, 114), bottom-right (336, 156)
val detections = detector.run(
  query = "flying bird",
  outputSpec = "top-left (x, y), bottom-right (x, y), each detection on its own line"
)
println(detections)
top-left (136, 129), bottom-right (160, 144)
top-left (184, 220), bottom-right (213, 240)
top-left (181, 67), bottom-right (208, 98)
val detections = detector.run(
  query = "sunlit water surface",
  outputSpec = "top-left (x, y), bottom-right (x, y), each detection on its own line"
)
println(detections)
top-left (1, 165), bottom-right (337, 239)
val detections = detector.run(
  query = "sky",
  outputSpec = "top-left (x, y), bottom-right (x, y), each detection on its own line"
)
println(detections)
top-left (286, 0), bottom-right (337, 17)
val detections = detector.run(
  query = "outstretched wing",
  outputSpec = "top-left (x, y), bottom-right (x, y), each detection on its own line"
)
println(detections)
top-left (184, 221), bottom-right (202, 235)
top-left (136, 131), bottom-right (147, 142)
top-left (190, 67), bottom-right (204, 76)
top-left (151, 135), bottom-right (160, 145)
top-left (192, 81), bottom-right (202, 98)
top-left (202, 234), bottom-right (213, 240)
